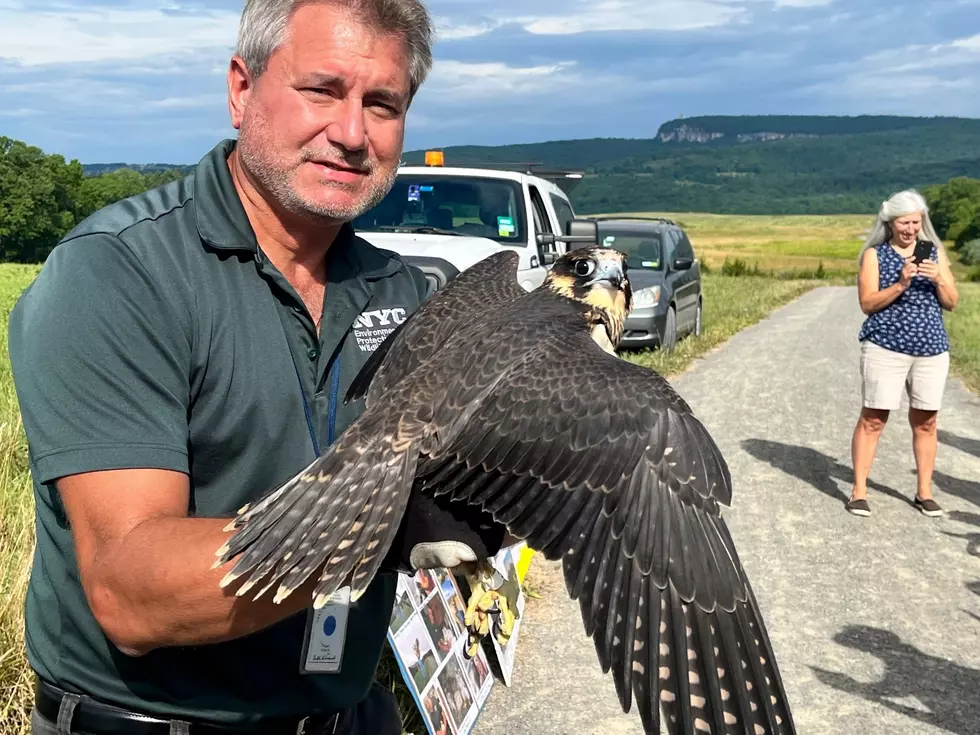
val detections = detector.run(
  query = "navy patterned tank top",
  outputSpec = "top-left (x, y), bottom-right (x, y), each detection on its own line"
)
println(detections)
top-left (857, 241), bottom-right (949, 356)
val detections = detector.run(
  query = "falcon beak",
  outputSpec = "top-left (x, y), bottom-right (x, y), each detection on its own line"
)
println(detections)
top-left (592, 259), bottom-right (626, 291)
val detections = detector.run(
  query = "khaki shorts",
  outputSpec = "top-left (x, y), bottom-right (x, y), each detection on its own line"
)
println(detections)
top-left (860, 340), bottom-right (949, 411)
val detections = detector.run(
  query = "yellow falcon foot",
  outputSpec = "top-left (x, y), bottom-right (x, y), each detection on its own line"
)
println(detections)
top-left (461, 559), bottom-right (521, 658)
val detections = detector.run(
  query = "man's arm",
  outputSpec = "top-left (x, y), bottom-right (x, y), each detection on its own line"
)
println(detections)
top-left (8, 234), bottom-right (317, 657)
top-left (59, 468), bottom-right (320, 656)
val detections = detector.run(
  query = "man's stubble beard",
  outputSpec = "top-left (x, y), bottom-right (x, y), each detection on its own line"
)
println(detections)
top-left (237, 123), bottom-right (399, 225)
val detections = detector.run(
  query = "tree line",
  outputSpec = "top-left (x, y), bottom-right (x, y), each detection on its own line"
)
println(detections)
top-left (922, 176), bottom-right (980, 246)
top-left (0, 136), bottom-right (184, 263)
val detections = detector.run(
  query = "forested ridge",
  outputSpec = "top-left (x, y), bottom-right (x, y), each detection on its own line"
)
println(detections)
top-left (4, 115), bottom-right (980, 262)
top-left (400, 115), bottom-right (980, 215)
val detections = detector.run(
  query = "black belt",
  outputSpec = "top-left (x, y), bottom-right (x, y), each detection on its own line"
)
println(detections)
top-left (35, 678), bottom-right (346, 735)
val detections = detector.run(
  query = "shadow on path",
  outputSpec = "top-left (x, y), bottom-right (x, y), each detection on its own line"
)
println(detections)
top-left (741, 439), bottom-right (912, 507)
top-left (966, 582), bottom-right (980, 626)
top-left (811, 625), bottom-right (980, 735)
top-left (945, 511), bottom-right (980, 559)
top-left (938, 429), bottom-right (980, 459)
top-left (932, 470), bottom-right (980, 509)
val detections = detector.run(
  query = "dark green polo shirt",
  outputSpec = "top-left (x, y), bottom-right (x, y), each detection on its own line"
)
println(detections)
top-left (8, 139), bottom-right (431, 724)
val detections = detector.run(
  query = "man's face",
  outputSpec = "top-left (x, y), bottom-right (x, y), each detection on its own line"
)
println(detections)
top-left (229, 3), bottom-right (411, 223)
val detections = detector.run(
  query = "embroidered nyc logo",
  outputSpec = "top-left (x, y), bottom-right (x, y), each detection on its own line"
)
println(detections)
top-left (353, 307), bottom-right (408, 352)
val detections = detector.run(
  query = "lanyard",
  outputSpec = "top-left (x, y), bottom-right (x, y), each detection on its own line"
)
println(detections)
top-left (288, 344), bottom-right (343, 459)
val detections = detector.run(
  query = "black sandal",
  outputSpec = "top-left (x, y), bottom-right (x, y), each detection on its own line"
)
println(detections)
top-left (846, 498), bottom-right (871, 517)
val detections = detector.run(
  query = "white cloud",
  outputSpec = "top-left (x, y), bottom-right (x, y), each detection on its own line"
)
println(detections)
top-left (793, 33), bottom-right (980, 108)
top-left (425, 59), bottom-right (579, 98)
top-left (772, 0), bottom-right (834, 6)
top-left (0, 2), bottom-right (237, 65)
top-left (433, 0), bottom-right (752, 39)
top-left (850, 32), bottom-right (980, 77)
top-left (433, 17), bottom-right (499, 41)
top-left (148, 93), bottom-right (227, 110)
top-left (516, 0), bottom-right (744, 33)
top-left (951, 33), bottom-right (980, 52)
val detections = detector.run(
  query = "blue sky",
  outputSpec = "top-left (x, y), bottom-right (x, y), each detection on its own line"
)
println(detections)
top-left (2, 0), bottom-right (980, 164)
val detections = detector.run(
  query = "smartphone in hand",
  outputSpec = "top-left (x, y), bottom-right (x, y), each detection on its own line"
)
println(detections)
top-left (912, 239), bottom-right (933, 264)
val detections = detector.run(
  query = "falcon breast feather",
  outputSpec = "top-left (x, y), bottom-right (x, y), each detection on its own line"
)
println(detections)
top-left (214, 248), bottom-right (797, 735)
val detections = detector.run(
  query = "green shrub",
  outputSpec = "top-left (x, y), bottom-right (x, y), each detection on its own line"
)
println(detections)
top-left (958, 239), bottom-right (980, 266)
top-left (721, 257), bottom-right (763, 277)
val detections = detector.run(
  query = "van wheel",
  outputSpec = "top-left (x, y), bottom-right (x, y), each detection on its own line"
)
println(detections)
top-left (662, 306), bottom-right (677, 352)
top-left (694, 298), bottom-right (703, 337)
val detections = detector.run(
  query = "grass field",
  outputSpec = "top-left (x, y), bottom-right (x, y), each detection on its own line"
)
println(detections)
top-left (0, 264), bottom-right (42, 733)
top-left (945, 282), bottom-right (980, 393)
top-left (0, 213), bottom-right (976, 734)
top-left (604, 211), bottom-right (873, 279)
top-left (606, 211), bottom-right (979, 284)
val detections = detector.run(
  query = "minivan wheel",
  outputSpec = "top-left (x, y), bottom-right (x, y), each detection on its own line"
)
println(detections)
top-left (694, 298), bottom-right (703, 337)
top-left (662, 306), bottom-right (677, 352)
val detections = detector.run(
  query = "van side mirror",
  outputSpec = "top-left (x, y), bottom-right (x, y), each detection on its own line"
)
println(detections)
top-left (673, 257), bottom-right (694, 270)
top-left (564, 219), bottom-right (598, 249)
top-left (535, 219), bottom-right (598, 250)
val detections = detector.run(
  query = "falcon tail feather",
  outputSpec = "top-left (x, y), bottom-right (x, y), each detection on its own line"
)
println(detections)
top-left (214, 432), bottom-right (418, 606)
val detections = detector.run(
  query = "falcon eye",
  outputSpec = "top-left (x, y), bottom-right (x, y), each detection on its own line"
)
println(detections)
top-left (574, 259), bottom-right (596, 277)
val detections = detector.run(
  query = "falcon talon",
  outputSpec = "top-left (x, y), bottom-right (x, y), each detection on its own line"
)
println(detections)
top-left (215, 249), bottom-right (798, 735)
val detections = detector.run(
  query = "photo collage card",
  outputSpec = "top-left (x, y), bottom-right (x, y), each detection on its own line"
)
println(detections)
top-left (387, 565), bottom-right (495, 735)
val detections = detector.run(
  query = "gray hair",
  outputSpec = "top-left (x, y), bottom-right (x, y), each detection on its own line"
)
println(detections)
top-left (236, 0), bottom-right (434, 100)
top-left (858, 188), bottom-right (945, 264)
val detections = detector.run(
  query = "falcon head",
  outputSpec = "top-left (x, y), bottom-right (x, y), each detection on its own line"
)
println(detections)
top-left (544, 247), bottom-right (633, 345)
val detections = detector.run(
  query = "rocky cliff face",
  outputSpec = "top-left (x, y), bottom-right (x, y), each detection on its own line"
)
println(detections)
top-left (657, 125), bottom-right (819, 144)
top-left (657, 125), bottom-right (725, 143)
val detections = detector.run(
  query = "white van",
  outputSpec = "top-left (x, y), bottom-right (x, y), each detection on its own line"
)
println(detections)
top-left (353, 152), bottom-right (598, 292)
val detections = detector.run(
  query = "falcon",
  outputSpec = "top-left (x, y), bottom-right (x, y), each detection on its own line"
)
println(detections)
top-left (214, 247), bottom-right (796, 735)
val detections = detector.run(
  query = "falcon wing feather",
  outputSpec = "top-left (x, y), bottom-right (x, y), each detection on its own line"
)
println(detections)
top-left (216, 252), bottom-right (528, 606)
top-left (416, 324), bottom-right (795, 735)
top-left (346, 249), bottom-right (526, 406)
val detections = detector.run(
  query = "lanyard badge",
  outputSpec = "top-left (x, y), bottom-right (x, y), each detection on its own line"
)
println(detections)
top-left (300, 587), bottom-right (352, 674)
top-left (290, 345), bottom-right (351, 675)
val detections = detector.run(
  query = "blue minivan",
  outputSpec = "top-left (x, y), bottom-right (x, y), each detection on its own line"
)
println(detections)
top-left (586, 216), bottom-right (703, 351)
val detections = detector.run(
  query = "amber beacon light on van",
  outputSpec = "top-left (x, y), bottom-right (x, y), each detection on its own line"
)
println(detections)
top-left (424, 150), bottom-right (445, 166)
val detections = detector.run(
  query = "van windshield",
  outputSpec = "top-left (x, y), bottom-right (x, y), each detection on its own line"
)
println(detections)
top-left (353, 175), bottom-right (528, 246)
top-left (598, 227), bottom-right (664, 270)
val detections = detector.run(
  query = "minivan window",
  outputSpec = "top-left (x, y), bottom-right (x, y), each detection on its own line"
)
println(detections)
top-left (598, 227), bottom-right (664, 270)
top-left (674, 232), bottom-right (696, 263)
top-left (353, 175), bottom-right (527, 245)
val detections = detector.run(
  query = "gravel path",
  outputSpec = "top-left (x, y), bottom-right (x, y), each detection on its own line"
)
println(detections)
top-left (472, 285), bottom-right (980, 735)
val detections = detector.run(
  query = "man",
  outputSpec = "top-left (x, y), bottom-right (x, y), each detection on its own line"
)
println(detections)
top-left (9, 1), bottom-right (505, 733)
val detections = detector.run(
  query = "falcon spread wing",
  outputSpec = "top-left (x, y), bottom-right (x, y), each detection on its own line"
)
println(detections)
top-left (215, 248), bottom-right (796, 735)
top-left (416, 325), bottom-right (793, 734)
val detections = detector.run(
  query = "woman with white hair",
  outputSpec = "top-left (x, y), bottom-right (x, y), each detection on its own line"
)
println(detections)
top-left (847, 189), bottom-right (959, 518)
